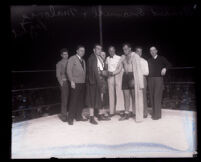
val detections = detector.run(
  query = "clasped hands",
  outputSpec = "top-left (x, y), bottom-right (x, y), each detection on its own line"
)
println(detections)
top-left (100, 70), bottom-right (114, 77)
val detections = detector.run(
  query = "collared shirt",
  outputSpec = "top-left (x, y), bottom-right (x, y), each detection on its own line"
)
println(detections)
top-left (96, 55), bottom-right (104, 71)
top-left (105, 54), bottom-right (121, 72)
top-left (153, 55), bottom-right (158, 59)
top-left (76, 54), bottom-right (82, 61)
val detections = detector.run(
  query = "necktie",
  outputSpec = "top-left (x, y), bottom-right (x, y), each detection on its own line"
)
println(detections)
top-left (80, 59), bottom-right (84, 69)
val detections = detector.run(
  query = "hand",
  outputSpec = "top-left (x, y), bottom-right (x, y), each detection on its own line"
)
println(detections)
top-left (108, 71), bottom-right (113, 76)
top-left (161, 68), bottom-right (167, 76)
top-left (60, 81), bottom-right (64, 87)
top-left (71, 81), bottom-right (76, 89)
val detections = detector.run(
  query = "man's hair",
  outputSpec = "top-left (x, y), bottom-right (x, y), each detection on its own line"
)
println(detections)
top-left (150, 46), bottom-right (158, 50)
top-left (122, 43), bottom-right (132, 49)
top-left (93, 43), bottom-right (102, 49)
top-left (60, 48), bottom-right (68, 55)
top-left (76, 45), bottom-right (85, 50)
top-left (135, 46), bottom-right (143, 51)
top-left (108, 46), bottom-right (115, 50)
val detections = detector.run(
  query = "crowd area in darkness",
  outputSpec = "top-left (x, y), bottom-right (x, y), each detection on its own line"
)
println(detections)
top-left (12, 81), bottom-right (196, 123)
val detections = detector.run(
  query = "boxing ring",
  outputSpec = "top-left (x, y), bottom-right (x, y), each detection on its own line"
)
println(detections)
top-left (11, 108), bottom-right (196, 158)
top-left (11, 67), bottom-right (197, 158)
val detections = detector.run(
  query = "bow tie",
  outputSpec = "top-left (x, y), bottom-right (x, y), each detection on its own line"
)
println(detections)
top-left (110, 56), bottom-right (113, 58)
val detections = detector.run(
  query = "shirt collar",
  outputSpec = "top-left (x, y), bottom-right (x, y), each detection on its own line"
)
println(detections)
top-left (76, 54), bottom-right (82, 60)
top-left (154, 55), bottom-right (158, 59)
top-left (109, 54), bottom-right (116, 58)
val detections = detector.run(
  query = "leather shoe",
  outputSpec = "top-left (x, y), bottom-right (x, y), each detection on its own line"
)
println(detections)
top-left (89, 116), bottom-right (98, 125)
top-left (68, 120), bottom-right (73, 125)
top-left (76, 117), bottom-right (88, 121)
top-left (119, 113), bottom-right (129, 121)
top-left (152, 116), bottom-right (161, 120)
top-left (58, 114), bottom-right (67, 122)
top-left (144, 114), bottom-right (148, 118)
top-left (98, 114), bottom-right (111, 121)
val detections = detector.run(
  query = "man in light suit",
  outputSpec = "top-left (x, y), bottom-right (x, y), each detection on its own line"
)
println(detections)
top-left (105, 46), bottom-right (124, 117)
top-left (135, 47), bottom-right (149, 118)
top-left (67, 45), bottom-right (87, 125)
top-left (56, 48), bottom-right (69, 122)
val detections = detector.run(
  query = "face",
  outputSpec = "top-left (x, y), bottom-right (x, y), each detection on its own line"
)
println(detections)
top-left (77, 47), bottom-right (85, 58)
top-left (136, 48), bottom-right (142, 57)
top-left (123, 45), bottom-right (131, 55)
top-left (150, 47), bottom-right (158, 58)
top-left (100, 52), bottom-right (106, 60)
top-left (108, 47), bottom-right (115, 57)
top-left (61, 52), bottom-right (68, 59)
top-left (93, 45), bottom-right (102, 56)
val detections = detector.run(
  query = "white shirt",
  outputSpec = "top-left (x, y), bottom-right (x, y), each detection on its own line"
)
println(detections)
top-left (154, 55), bottom-right (158, 59)
top-left (140, 57), bottom-right (149, 76)
top-left (76, 54), bottom-right (82, 61)
top-left (106, 54), bottom-right (121, 72)
top-left (96, 55), bottom-right (104, 71)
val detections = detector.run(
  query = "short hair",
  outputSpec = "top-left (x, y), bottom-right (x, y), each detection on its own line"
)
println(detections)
top-left (122, 43), bottom-right (132, 49)
top-left (93, 43), bottom-right (102, 49)
top-left (76, 45), bottom-right (85, 50)
top-left (150, 46), bottom-right (157, 50)
top-left (108, 46), bottom-right (115, 50)
top-left (135, 46), bottom-right (143, 51)
top-left (60, 48), bottom-right (68, 55)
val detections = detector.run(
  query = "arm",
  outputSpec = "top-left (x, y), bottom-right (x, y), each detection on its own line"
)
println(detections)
top-left (162, 56), bottom-right (172, 69)
top-left (161, 56), bottom-right (172, 76)
top-left (142, 59), bottom-right (149, 76)
top-left (56, 63), bottom-right (62, 86)
top-left (66, 57), bottom-right (74, 83)
top-left (67, 57), bottom-right (76, 88)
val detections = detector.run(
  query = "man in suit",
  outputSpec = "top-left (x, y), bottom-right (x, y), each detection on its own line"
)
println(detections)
top-left (135, 47), bottom-right (149, 118)
top-left (67, 45), bottom-right (88, 125)
top-left (148, 46), bottom-right (172, 120)
top-left (105, 46), bottom-right (124, 117)
top-left (56, 48), bottom-right (69, 122)
top-left (85, 44), bottom-right (108, 125)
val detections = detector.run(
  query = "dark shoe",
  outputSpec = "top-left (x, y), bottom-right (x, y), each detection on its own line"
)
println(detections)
top-left (103, 115), bottom-right (111, 120)
top-left (152, 116), bottom-right (161, 120)
top-left (144, 114), bottom-right (148, 118)
top-left (129, 112), bottom-right (136, 118)
top-left (97, 114), bottom-right (109, 121)
top-left (58, 114), bottom-right (67, 122)
top-left (109, 114), bottom-right (115, 118)
top-left (119, 114), bottom-right (129, 121)
top-left (76, 116), bottom-right (88, 121)
top-left (68, 120), bottom-right (73, 125)
top-left (119, 112), bottom-right (124, 117)
top-left (89, 116), bottom-right (98, 125)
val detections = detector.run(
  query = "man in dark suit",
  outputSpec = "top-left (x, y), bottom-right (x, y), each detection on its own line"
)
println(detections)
top-left (56, 48), bottom-right (69, 122)
top-left (85, 44), bottom-right (108, 125)
top-left (148, 46), bottom-right (172, 120)
top-left (67, 45), bottom-right (88, 125)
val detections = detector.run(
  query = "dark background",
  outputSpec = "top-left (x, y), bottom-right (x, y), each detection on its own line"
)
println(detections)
top-left (10, 5), bottom-right (200, 88)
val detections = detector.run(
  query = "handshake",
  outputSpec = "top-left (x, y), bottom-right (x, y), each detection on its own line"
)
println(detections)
top-left (101, 70), bottom-right (114, 77)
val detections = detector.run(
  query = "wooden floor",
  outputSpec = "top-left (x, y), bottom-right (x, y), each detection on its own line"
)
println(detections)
top-left (11, 109), bottom-right (197, 158)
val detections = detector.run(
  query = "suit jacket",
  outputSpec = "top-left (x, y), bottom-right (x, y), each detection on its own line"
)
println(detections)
top-left (56, 59), bottom-right (68, 86)
top-left (86, 53), bottom-right (101, 86)
top-left (67, 55), bottom-right (86, 83)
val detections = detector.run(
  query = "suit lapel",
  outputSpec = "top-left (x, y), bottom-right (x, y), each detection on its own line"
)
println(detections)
top-left (76, 55), bottom-right (85, 72)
